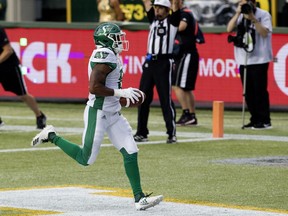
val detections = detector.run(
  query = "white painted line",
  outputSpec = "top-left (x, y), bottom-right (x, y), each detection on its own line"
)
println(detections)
top-left (1, 125), bottom-right (287, 154)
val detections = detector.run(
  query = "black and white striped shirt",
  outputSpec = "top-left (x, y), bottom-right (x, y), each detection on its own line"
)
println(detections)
top-left (146, 9), bottom-right (181, 55)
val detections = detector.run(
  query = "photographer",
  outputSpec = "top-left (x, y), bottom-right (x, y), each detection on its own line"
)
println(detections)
top-left (227, 0), bottom-right (273, 130)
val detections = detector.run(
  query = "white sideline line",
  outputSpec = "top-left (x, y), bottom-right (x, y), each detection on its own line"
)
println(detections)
top-left (0, 146), bottom-right (59, 153)
top-left (0, 115), bottom-right (259, 128)
top-left (0, 138), bottom-right (217, 153)
top-left (1, 125), bottom-right (288, 142)
top-left (1, 125), bottom-right (288, 154)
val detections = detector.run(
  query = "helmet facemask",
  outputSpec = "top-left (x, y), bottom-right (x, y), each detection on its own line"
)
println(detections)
top-left (109, 31), bottom-right (129, 54)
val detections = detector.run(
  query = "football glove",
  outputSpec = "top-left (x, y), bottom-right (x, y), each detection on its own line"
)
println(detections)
top-left (114, 87), bottom-right (141, 104)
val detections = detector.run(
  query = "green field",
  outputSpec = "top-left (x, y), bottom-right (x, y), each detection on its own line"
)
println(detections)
top-left (0, 101), bottom-right (287, 213)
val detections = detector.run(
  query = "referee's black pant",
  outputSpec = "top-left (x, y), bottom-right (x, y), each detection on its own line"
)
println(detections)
top-left (136, 58), bottom-right (176, 137)
top-left (240, 63), bottom-right (271, 124)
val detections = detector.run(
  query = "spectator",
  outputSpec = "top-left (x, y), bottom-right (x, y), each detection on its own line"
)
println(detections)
top-left (227, 0), bottom-right (273, 129)
top-left (31, 23), bottom-right (163, 210)
top-left (172, 0), bottom-right (199, 126)
top-left (281, 0), bottom-right (288, 26)
top-left (97, 0), bottom-right (124, 22)
top-left (0, 0), bottom-right (6, 20)
top-left (0, 26), bottom-right (46, 129)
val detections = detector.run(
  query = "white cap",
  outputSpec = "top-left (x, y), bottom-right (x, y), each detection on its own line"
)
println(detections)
top-left (153, 0), bottom-right (171, 8)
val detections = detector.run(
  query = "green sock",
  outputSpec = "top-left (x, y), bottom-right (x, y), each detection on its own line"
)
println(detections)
top-left (49, 133), bottom-right (88, 166)
top-left (134, 192), bottom-right (145, 202)
top-left (120, 148), bottom-right (143, 201)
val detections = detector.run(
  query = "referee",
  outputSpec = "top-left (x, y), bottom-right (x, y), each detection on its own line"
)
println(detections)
top-left (134, 0), bottom-right (180, 144)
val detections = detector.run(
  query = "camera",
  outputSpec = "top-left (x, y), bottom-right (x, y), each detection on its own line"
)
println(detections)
top-left (227, 35), bottom-right (244, 48)
top-left (241, 1), bottom-right (254, 14)
top-left (227, 23), bottom-right (246, 48)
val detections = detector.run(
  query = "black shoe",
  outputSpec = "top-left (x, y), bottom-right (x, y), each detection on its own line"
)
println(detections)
top-left (166, 135), bottom-right (177, 144)
top-left (176, 114), bottom-right (190, 126)
top-left (0, 117), bottom-right (4, 127)
top-left (242, 122), bottom-right (254, 129)
top-left (252, 123), bottom-right (272, 130)
top-left (186, 116), bottom-right (198, 126)
top-left (36, 112), bottom-right (46, 129)
top-left (176, 113), bottom-right (198, 126)
top-left (176, 113), bottom-right (189, 126)
top-left (134, 134), bottom-right (148, 142)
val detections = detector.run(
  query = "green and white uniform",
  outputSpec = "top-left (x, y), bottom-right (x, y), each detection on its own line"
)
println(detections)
top-left (83, 47), bottom-right (139, 165)
top-left (87, 47), bottom-right (122, 113)
top-left (49, 47), bottom-right (142, 198)
top-left (48, 22), bottom-right (144, 200)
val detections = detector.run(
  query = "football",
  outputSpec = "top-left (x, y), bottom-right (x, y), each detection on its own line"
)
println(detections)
top-left (119, 89), bottom-right (146, 107)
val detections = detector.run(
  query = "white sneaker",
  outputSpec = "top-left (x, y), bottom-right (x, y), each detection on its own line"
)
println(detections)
top-left (135, 195), bottom-right (163, 211)
top-left (31, 125), bottom-right (55, 147)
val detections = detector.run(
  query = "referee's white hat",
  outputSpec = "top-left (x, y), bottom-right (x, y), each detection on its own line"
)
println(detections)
top-left (153, 0), bottom-right (171, 8)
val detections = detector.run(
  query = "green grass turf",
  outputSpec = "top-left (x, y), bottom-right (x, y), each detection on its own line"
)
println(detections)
top-left (0, 101), bottom-right (287, 212)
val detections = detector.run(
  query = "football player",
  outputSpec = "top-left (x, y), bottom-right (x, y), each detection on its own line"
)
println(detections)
top-left (31, 23), bottom-right (163, 210)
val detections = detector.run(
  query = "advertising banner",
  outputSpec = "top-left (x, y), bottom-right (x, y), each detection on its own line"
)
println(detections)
top-left (1, 27), bottom-right (287, 107)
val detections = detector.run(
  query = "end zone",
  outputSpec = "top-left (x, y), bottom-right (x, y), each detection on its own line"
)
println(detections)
top-left (0, 186), bottom-right (287, 216)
